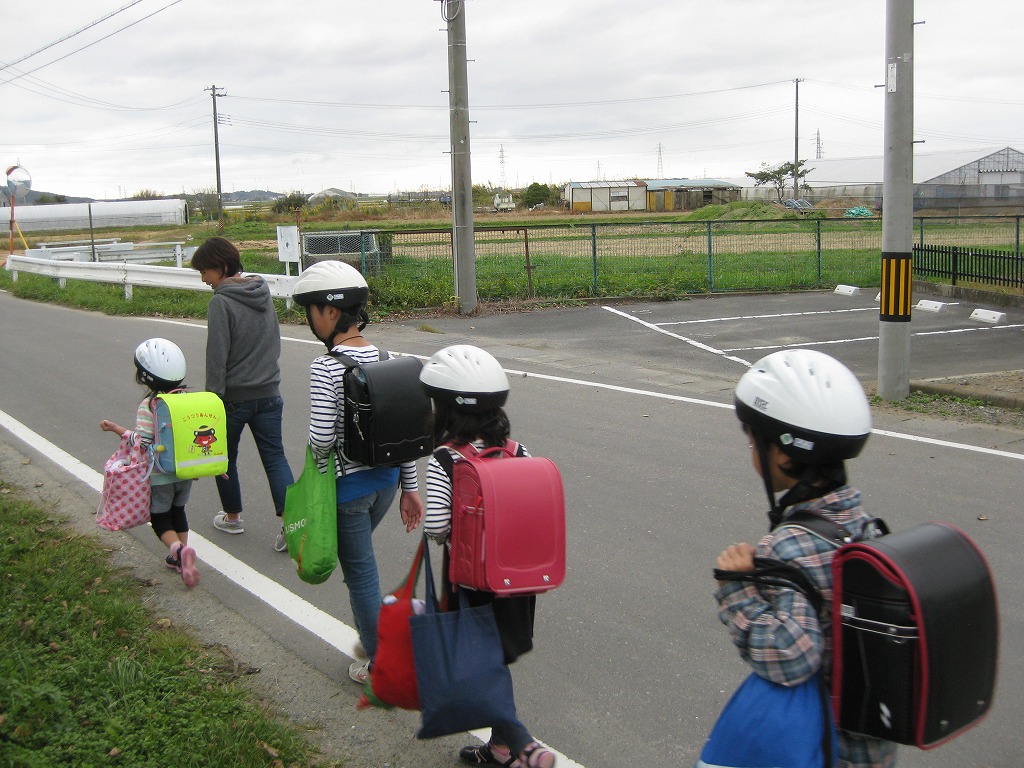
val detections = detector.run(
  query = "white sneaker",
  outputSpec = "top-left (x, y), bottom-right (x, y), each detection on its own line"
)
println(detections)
top-left (348, 659), bottom-right (371, 684)
top-left (273, 527), bottom-right (287, 552)
top-left (213, 512), bottom-right (244, 535)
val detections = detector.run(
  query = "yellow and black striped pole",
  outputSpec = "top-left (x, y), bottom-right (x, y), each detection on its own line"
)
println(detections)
top-left (880, 251), bottom-right (913, 321)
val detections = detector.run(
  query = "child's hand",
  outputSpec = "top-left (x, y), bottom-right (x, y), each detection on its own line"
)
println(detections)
top-left (100, 419), bottom-right (126, 436)
top-left (399, 490), bottom-right (424, 532)
top-left (715, 543), bottom-right (756, 574)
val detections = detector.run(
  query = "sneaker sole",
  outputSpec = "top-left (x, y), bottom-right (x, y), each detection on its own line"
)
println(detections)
top-left (213, 516), bottom-right (245, 534)
top-left (180, 546), bottom-right (201, 589)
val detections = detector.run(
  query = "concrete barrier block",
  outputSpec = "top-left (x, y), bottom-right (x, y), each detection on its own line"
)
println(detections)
top-left (834, 284), bottom-right (861, 296)
top-left (969, 308), bottom-right (1007, 324)
top-left (915, 299), bottom-right (948, 313)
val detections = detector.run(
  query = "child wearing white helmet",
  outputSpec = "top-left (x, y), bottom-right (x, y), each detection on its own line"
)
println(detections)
top-left (712, 349), bottom-right (896, 768)
top-left (291, 260), bottom-right (424, 684)
top-left (99, 338), bottom-right (200, 589)
top-left (420, 344), bottom-right (556, 768)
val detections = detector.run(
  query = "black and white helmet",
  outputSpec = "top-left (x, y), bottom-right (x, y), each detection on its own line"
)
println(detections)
top-left (291, 261), bottom-right (369, 309)
top-left (134, 338), bottom-right (186, 390)
top-left (735, 349), bottom-right (871, 464)
top-left (420, 345), bottom-right (509, 413)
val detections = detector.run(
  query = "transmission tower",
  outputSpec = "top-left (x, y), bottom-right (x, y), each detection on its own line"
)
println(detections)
top-left (815, 129), bottom-right (825, 159)
top-left (499, 145), bottom-right (507, 190)
top-left (656, 143), bottom-right (664, 178)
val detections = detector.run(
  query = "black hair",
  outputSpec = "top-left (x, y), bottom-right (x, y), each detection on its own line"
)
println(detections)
top-left (191, 236), bottom-right (243, 277)
top-left (135, 368), bottom-right (183, 397)
top-left (747, 425), bottom-right (849, 528)
top-left (302, 305), bottom-right (369, 347)
top-left (431, 401), bottom-right (510, 448)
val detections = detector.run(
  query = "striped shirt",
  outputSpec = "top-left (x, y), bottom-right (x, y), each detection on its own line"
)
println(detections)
top-left (715, 486), bottom-right (897, 768)
top-left (423, 440), bottom-right (529, 542)
top-left (307, 344), bottom-right (417, 493)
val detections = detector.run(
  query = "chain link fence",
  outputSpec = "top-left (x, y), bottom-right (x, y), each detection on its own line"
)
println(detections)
top-left (341, 216), bottom-right (1022, 307)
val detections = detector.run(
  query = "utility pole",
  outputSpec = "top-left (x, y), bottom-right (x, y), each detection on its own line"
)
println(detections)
top-left (206, 85), bottom-right (226, 224)
top-left (793, 78), bottom-right (803, 199)
top-left (444, 0), bottom-right (476, 314)
top-left (878, 0), bottom-right (915, 399)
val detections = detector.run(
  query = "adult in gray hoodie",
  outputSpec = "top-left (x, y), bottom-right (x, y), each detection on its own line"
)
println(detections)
top-left (192, 237), bottom-right (294, 549)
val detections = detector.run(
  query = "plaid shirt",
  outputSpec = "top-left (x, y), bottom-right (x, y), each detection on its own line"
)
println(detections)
top-left (715, 486), bottom-right (897, 768)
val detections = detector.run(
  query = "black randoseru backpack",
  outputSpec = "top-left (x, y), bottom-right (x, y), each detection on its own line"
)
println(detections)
top-left (716, 513), bottom-right (998, 751)
top-left (330, 351), bottom-right (433, 466)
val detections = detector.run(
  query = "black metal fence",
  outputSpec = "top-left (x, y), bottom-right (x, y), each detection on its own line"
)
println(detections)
top-left (336, 215), bottom-right (1024, 306)
top-left (913, 244), bottom-right (1024, 289)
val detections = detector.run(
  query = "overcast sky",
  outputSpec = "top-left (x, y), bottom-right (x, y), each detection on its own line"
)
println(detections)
top-left (3, 0), bottom-right (1023, 201)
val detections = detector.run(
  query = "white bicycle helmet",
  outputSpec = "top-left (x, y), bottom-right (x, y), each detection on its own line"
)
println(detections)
top-left (420, 344), bottom-right (510, 413)
top-left (735, 349), bottom-right (871, 464)
top-left (291, 261), bottom-right (369, 309)
top-left (134, 338), bottom-right (186, 390)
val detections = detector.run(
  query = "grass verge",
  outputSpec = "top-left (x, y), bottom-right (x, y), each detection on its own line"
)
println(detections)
top-left (0, 480), bottom-right (341, 768)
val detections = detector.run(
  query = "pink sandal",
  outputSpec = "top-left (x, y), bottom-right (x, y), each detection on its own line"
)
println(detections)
top-left (520, 744), bottom-right (555, 768)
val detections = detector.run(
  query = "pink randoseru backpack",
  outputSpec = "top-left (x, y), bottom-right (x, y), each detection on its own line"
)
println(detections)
top-left (96, 430), bottom-right (153, 531)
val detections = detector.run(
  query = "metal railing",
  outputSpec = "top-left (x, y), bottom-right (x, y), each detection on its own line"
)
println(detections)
top-left (26, 241), bottom-right (196, 265)
top-left (913, 244), bottom-right (1024, 289)
top-left (5, 255), bottom-right (296, 302)
top-left (7, 215), bottom-right (1023, 307)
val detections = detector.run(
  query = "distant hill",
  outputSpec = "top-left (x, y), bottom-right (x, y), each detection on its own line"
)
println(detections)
top-left (1, 189), bottom-right (286, 206)
top-left (12, 190), bottom-right (96, 205)
top-left (223, 190), bottom-right (283, 203)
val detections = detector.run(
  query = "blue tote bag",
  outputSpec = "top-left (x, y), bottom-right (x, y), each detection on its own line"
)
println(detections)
top-left (409, 537), bottom-right (518, 739)
top-left (696, 672), bottom-right (838, 768)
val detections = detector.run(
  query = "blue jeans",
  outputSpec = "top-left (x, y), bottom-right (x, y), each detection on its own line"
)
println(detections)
top-left (215, 396), bottom-right (294, 517)
top-left (336, 483), bottom-right (397, 660)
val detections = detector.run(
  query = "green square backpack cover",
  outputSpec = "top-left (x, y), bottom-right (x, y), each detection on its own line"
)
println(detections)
top-left (151, 391), bottom-right (228, 479)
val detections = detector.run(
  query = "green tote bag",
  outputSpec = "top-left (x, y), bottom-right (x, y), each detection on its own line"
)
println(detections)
top-left (283, 446), bottom-right (338, 585)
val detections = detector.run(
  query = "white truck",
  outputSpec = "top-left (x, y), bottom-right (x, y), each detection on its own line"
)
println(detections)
top-left (492, 191), bottom-right (515, 212)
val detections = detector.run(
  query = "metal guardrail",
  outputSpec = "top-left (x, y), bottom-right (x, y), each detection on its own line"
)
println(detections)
top-left (5, 255), bottom-right (297, 303)
top-left (26, 241), bottom-right (197, 266)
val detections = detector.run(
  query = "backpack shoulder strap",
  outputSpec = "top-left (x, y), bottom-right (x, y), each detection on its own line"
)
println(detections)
top-left (777, 510), bottom-right (850, 547)
top-left (432, 443), bottom-right (473, 480)
top-left (779, 510), bottom-right (890, 546)
top-left (433, 446), bottom-right (455, 480)
top-left (328, 349), bottom-right (389, 367)
top-left (715, 557), bottom-right (825, 614)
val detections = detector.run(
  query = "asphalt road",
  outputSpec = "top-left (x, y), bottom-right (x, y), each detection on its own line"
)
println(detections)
top-left (1, 287), bottom-right (1022, 767)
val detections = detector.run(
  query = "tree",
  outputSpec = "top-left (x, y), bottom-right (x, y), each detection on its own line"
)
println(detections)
top-left (34, 193), bottom-right (67, 205)
top-left (745, 161), bottom-right (812, 202)
top-left (271, 191), bottom-right (308, 214)
top-left (131, 189), bottom-right (162, 200)
top-left (523, 182), bottom-right (559, 209)
top-left (188, 187), bottom-right (219, 221)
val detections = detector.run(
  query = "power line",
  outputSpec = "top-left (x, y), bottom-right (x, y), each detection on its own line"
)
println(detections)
top-left (0, 0), bottom-right (185, 88)
top-left (0, 0), bottom-right (148, 73)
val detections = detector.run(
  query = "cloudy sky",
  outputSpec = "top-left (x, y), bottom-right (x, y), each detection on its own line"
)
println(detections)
top-left (3, 0), bottom-right (1023, 201)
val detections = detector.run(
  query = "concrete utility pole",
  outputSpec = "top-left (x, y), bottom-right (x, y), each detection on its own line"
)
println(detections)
top-left (878, 0), bottom-right (914, 400)
top-left (793, 78), bottom-right (803, 200)
top-left (444, 0), bottom-right (477, 314)
top-left (206, 85), bottom-right (226, 224)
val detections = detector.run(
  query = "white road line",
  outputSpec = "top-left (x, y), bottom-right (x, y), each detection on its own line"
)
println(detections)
top-left (151, 314), bottom-right (1024, 461)
top-left (602, 305), bottom-right (752, 366)
top-left (724, 324), bottom-right (1024, 353)
top-left (656, 307), bottom-right (877, 326)
top-left (0, 406), bottom-right (583, 768)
